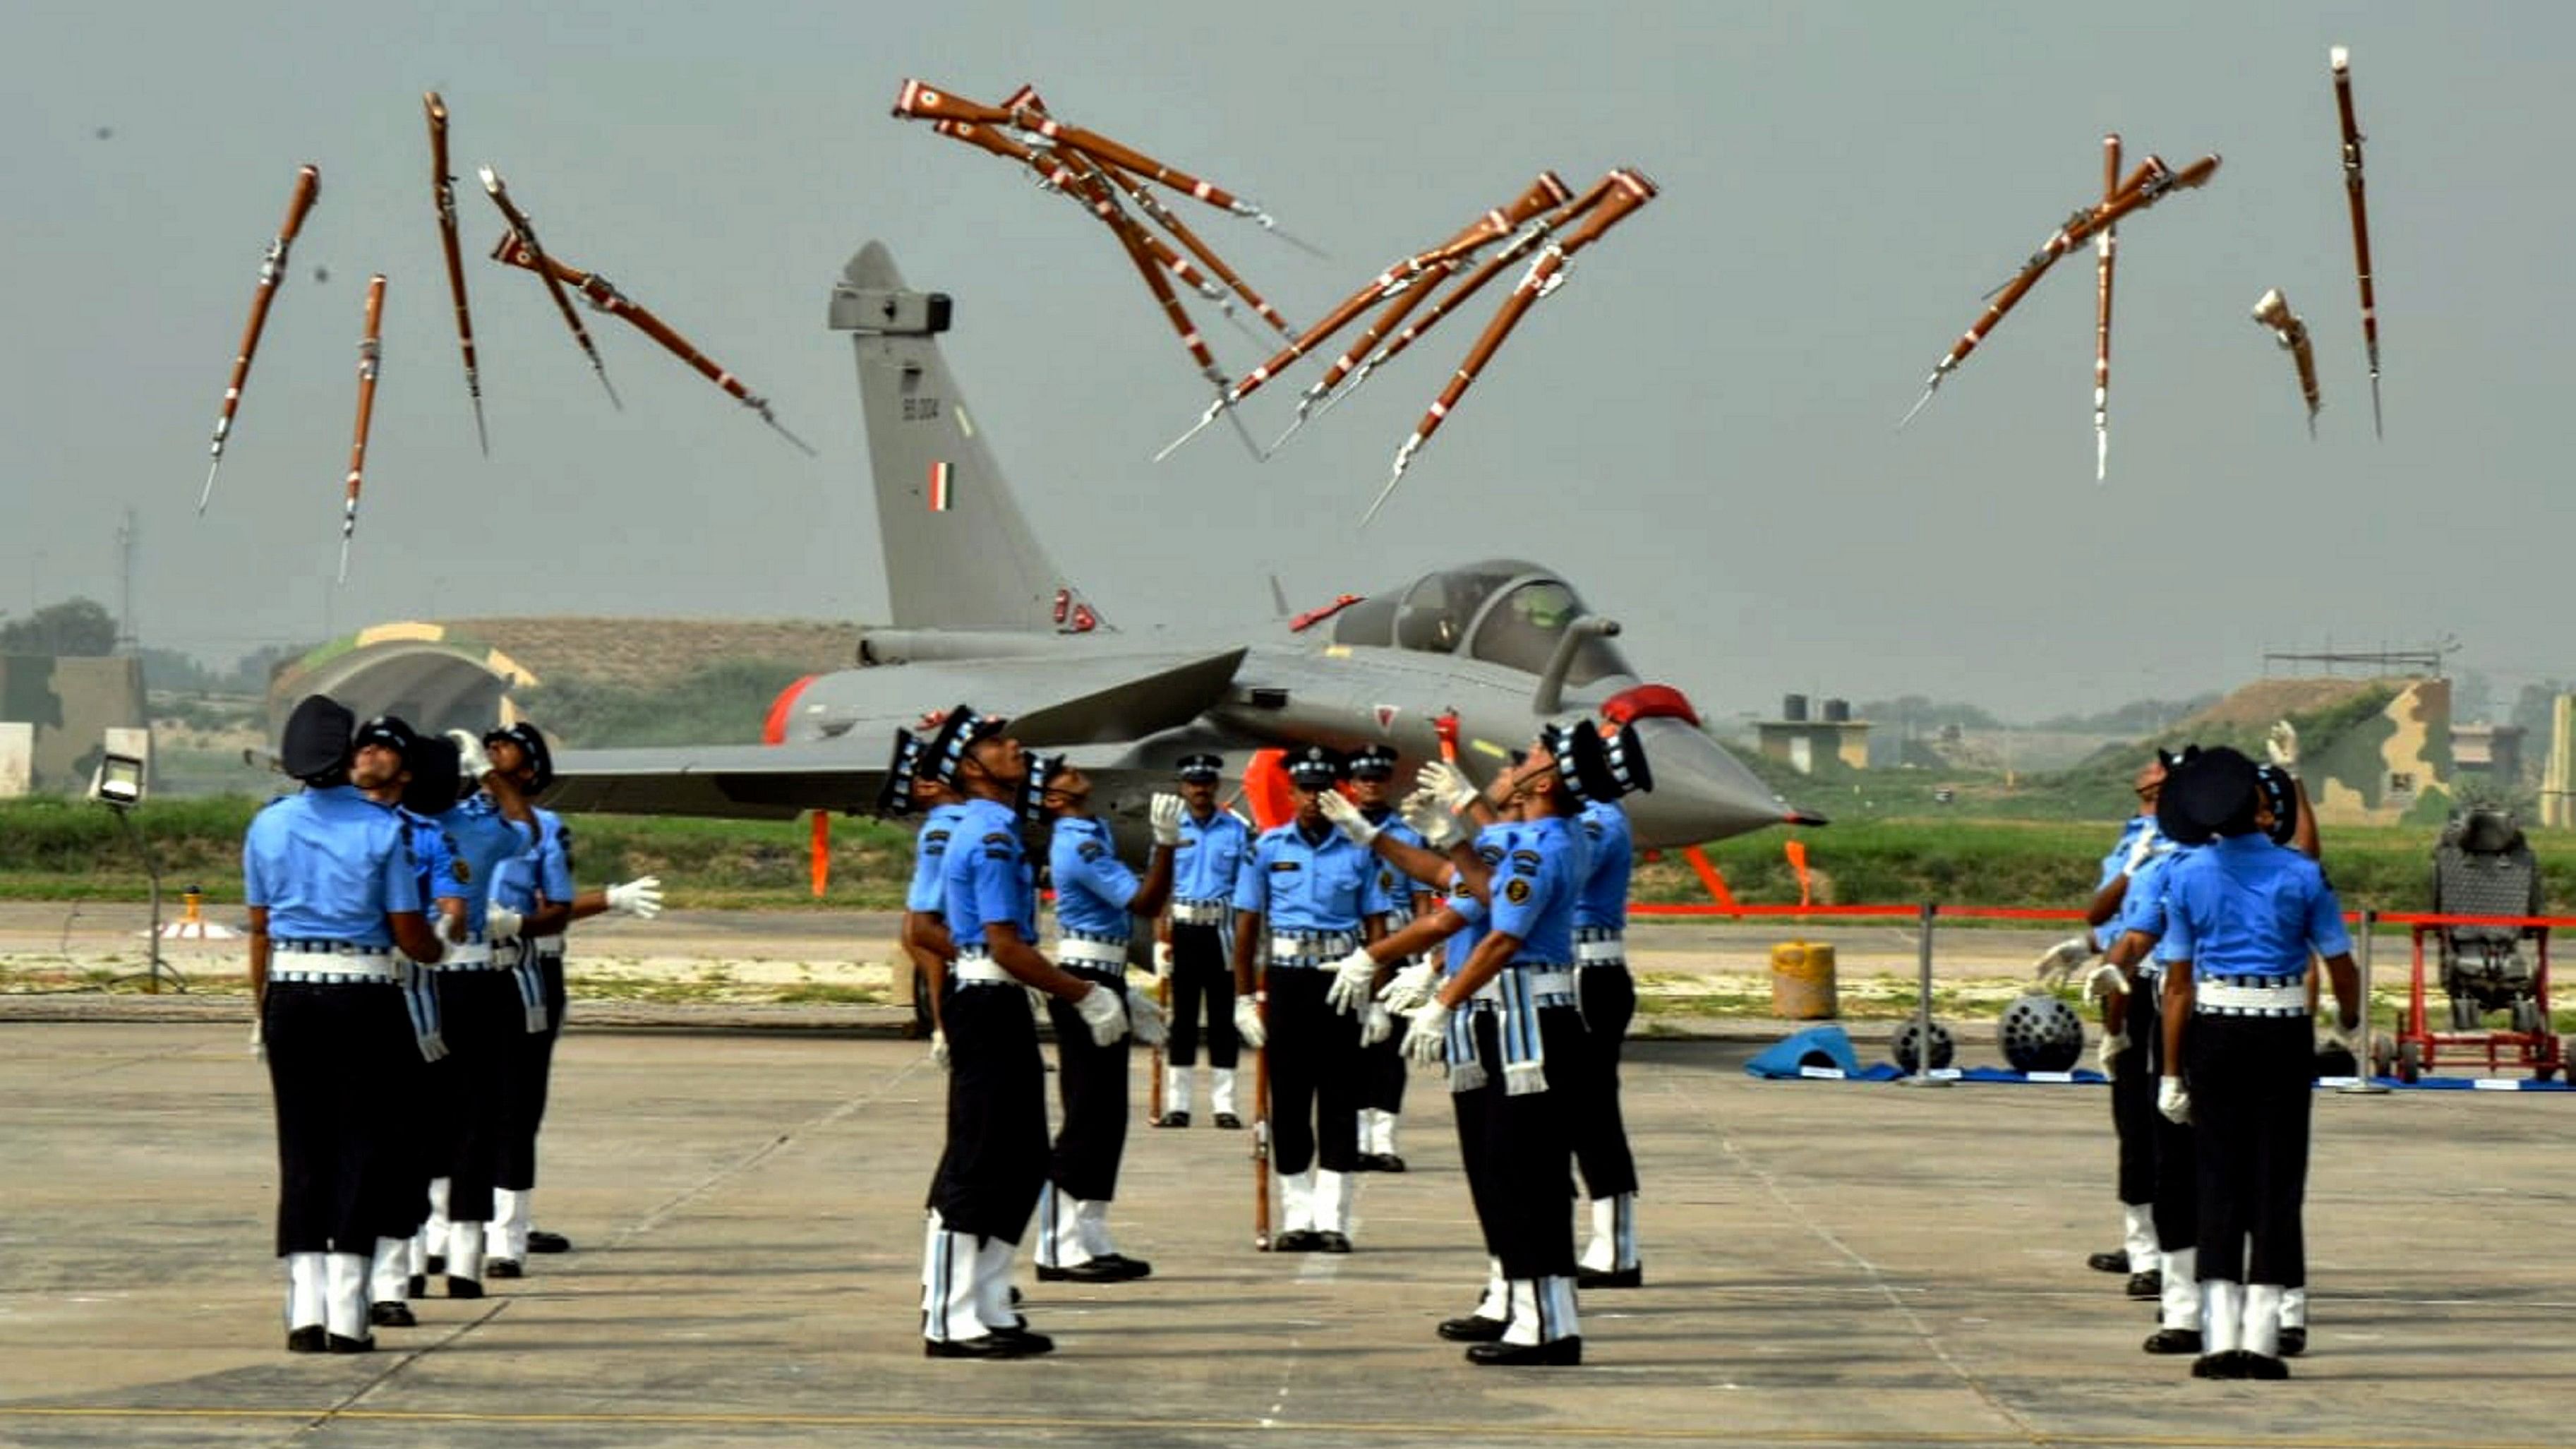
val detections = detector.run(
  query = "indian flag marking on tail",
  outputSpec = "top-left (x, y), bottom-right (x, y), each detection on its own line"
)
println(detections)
top-left (928, 460), bottom-right (954, 512)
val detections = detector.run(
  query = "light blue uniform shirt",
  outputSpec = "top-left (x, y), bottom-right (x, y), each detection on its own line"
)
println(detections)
top-left (1232, 821), bottom-right (1392, 932)
top-left (2092, 814), bottom-right (2155, 951)
top-left (1364, 807), bottom-right (1430, 928)
top-left (433, 794), bottom-right (534, 939)
top-left (905, 802), bottom-right (970, 915)
top-left (1051, 816), bottom-right (1140, 939)
top-left (1172, 807), bottom-right (1251, 905)
top-left (944, 797), bottom-right (1038, 948)
top-left (399, 808), bottom-right (457, 904)
top-left (1575, 802), bottom-right (1634, 932)
top-left (490, 807), bottom-right (576, 915)
top-left (2154, 834), bottom-right (2352, 980)
top-left (243, 786), bottom-right (423, 946)
top-left (1440, 837), bottom-right (1507, 978)
top-left (1488, 815), bottom-right (1580, 967)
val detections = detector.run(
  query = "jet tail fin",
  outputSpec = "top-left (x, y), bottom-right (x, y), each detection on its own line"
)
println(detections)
top-left (830, 242), bottom-right (1100, 632)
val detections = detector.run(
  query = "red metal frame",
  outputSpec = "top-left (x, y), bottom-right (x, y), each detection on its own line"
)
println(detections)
top-left (2395, 922), bottom-right (2561, 1081)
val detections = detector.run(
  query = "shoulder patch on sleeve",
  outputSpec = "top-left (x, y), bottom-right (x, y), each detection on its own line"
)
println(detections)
top-left (1510, 849), bottom-right (1543, 875)
top-left (1504, 877), bottom-right (1532, 904)
top-left (982, 832), bottom-right (1016, 848)
top-left (1078, 840), bottom-right (1106, 862)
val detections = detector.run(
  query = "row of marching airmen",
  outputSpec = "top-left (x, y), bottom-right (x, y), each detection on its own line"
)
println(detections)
top-left (889, 704), bottom-right (1653, 1364)
top-left (2037, 722), bottom-right (2363, 1380)
top-left (243, 695), bottom-right (659, 1352)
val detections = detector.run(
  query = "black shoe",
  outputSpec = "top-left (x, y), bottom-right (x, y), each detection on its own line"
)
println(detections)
top-left (368, 1301), bottom-right (416, 1328)
top-left (1011, 1285), bottom-right (1023, 1306)
top-left (1315, 1232), bottom-right (1352, 1254)
top-left (1467, 1336), bottom-right (1582, 1366)
top-left (1095, 1253), bottom-right (1152, 1280)
top-left (325, 1333), bottom-right (376, 1354)
top-left (1272, 1229), bottom-right (1323, 1253)
top-left (286, 1325), bottom-right (327, 1354)
top-left (1352, 1153), bottom-right (1383, 1172)
top-left (447, 1276), bottom-right (483, 1299)
top-left (1438, 1314), bottom-right (1508, 1342)
top-left (2191, 1350), bottom-right (2246, 1379)
top-left (406, 1274), bottom-right (426, 1299)
top-left (2143, 1328), bottom-right (2203, 1354)
top-left (1035, 1258), bottom-right (1143, 1283)
top-left (425, 1253), bottom-right (446, 1275)
top-left (2087, 1249), bottom-right (2129, 1273)
top-left (2241, 1352), bottom-right (2290, 1380)
top-left (1375, 1153), bottom-right (1406, 1172)
top-left (1213, 1112), bottom-right (1242, 1130)
top-left (526, 1229), bottom-right (571, 1254)
top-left (1577, 1265), bottom-right (1643, 1290)
top-left (2279, 1328), bottom-right (2306, 1358)
top-left (486, 1258), bottom-right (524, 1280)
top-left (922, 1333), bottom-right (1043, 1359)
top-left (2126, 1270), bottom-right (2162, 1299)
top-left (989, 1323), bottom-right (1056, 1354)
top-left (1156, 1112), bottom-right (1190, 1129)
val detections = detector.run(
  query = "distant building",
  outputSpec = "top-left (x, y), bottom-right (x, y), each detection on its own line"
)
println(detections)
top-left (2451, 722), bottom-right (2525, 782)
top-left (0, 654), bottom-right (148, 795)
top-left (1756, 695), bottom-right (1869, 775)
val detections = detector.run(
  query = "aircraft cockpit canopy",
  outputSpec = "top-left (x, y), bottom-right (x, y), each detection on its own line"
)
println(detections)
top-left (1331, 560), bottom-right (1634, 687)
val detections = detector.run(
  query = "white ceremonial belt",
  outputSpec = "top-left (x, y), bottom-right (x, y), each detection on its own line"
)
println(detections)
top-left (1057, 937), bottom-right (1128, 970)
top-left (1522, 968), bottom-right (1577, 997)
top-left (2195, 980), bottom-right (2308, 1013)
top-left (1172, 899), bottom-right (1229, 926)
top-left (1270, 931), bottom-right (1356, 965)
top-left (951, 955), bottom-right (1014, 986)
top-left (270, 956), bottom-right (397, 983)
top-left (437, 942), bottom-right (495, 969)
top-left (1575, 938), bottom-right (1626, 965)
top-left (533, 934), bottom-right (565, 956)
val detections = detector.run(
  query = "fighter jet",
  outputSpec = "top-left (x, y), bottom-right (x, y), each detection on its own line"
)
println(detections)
top-left (543, 241), bottom-right (1812, 848)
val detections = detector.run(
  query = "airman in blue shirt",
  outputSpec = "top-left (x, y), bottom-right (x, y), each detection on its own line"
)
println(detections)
top-left (1348, 745), bottom-right (1433, 1172)
top-left (1569, 797), bottom-right (1642, 1286)
top-left (1155, 754), bottom-right (1253, 1129)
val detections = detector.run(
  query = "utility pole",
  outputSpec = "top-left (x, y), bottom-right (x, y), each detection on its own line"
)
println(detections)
top-left (115, 507), bottom-right (140, 655)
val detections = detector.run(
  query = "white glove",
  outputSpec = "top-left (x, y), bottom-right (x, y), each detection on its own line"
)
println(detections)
top-left (1152, 939), bottom-right (1174, 981)
top-left (2266, 719), bottom-right (2299, 772)
top-left (486, 904), bottom-right (524, 943)
top-left (417, 1026), bottom-right (449, 1065)
top-left (1149, 793), bottom-right (1186, 846)
top-left (2157, 1076), bottom-right (2191, 1125)
top-left (1419, 760), bottom-right (1479, 814)
top-left (1399, 790), bottom-right (1466, 850)
top-left (2095, 1028), bottom-right (2125, 1078)
top-left (2321, 1016), bottom-right (2360, 1059)
top-left (929, 1028), bottom-right (951, 1070)
top-left (1361, 1002), bottom-right (1396, 1047)
top-left (1126, 985), bottom-right (1168, 1046)
top-left (1402, 999), bottom-right (1452, 1066)
top-left (1072, 982), bottom-right (1130, 1047)
top-left (2083, 961), bottom-right (2128, 1002)
top-left (1324, 946), bottom-right (1379, 1015)
top-left (2033, 937), bottom-right (2093, 988)
top-left (1232, 994), bottom-right (1267, 1050)
top-left (1316, 788), bottom-right (1381, 848)
top-left (249, 1017), bottom-right (266, 1063)
top-left (605, 875), bottom-right (663, 919)
top-left (1377, 959), bottom-right (1438, 1015)
top-left (447, 728), bottom-right (493, 779)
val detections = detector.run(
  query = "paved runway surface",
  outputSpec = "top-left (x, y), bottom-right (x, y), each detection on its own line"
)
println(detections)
top-left (3, 1023), bottom-right (2570, 1447)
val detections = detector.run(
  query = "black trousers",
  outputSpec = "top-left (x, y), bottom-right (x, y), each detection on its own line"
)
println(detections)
top-left (1450, 1072), bottom-right (1503, 1260)
top-left (1471, 1006), bottom-right (1583, 1279)
top-left (2109, 997), bottom-right (2157, 1206)
top-left (2186, 1011), bottom-right (2312, 1287)
top-left (929, 982), bottom-right (1050, 1241)
top-left (1166, 923), bottom-right (1237, 1069)
top-left (1572, 964), bottom-right (1639, 1198)
top-left (1265, 969), bottom-right (1361, 1176)
top-left (1042, 967), bottom-right (1131, 1202)
top-left (265, 979), bottom-right (411, 1256)
top-left (373, 1022), bottom-right (439, 1241)
top-left (1357, 1020), bottom-right (1409, 1115)
top-left (433, 968), bottom-right (523, 1224)
top-left (2137, 974), bottom-right (2198, 1251)
top-left (497, 949), bottom-right (567, 1192)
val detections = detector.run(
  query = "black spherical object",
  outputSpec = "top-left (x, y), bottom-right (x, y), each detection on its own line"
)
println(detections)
top-left (1999, 993), bottom-right (2086, 1073)
top-left (1891, 1018), bottom-right (1956, 1074)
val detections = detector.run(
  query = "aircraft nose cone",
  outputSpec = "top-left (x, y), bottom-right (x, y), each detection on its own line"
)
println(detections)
top-left (1617, 717), bottom-right (1811, 846)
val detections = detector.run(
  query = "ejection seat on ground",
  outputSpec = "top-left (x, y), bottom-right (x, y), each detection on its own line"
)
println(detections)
top-left (2430, 807), bottom-right (2547, 1034)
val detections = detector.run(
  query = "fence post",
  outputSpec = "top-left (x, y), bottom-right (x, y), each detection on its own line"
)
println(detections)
top-left (1900, 900), bottom-right (1951, 1088)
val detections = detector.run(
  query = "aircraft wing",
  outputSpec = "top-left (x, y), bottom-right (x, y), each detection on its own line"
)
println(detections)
top-left (541, 647), bottom-right (1248, 819)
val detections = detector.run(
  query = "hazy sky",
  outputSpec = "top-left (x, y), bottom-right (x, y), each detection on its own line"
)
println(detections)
top-left (4, 0), bottom-right (2567, 721)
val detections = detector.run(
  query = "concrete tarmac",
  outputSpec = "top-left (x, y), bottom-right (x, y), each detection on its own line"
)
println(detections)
top-left (2, 1023), bottom-right (2571, 1448)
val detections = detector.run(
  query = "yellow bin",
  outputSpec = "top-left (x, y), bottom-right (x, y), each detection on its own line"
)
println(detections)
top-left (1770, 940), bottom-right (1838, 1019)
